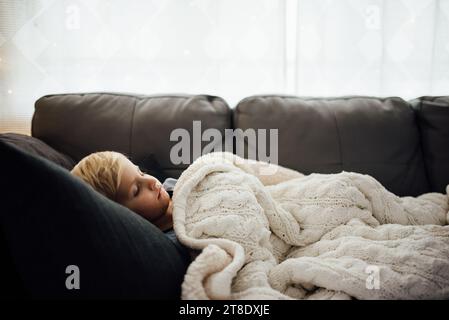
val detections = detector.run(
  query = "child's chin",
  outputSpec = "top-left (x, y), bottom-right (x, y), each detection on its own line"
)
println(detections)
top-left (157, 194), bottom-right (168, 209)
top-left (161, 189), bottom-right (169, 201)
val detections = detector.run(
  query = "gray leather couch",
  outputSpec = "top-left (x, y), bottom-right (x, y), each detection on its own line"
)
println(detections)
top-left (1, 92), bottom-right (449, 299)
top-left (33, 92), bottom-right (449, 196)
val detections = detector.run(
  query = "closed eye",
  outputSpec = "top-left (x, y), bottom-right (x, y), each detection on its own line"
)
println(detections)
top-left (133, 184), bottom-right (140, 197)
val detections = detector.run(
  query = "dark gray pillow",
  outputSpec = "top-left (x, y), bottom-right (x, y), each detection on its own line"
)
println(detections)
top-left (0, 133), bottom-right (75, 170)
top-left (0, 140), bottom-right (189, 299)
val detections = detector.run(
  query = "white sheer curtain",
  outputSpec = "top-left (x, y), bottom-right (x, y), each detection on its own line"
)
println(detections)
top-left (294, 0), bottom-right (449, 97)
top-left (1, 0), bottom-right (448, 134)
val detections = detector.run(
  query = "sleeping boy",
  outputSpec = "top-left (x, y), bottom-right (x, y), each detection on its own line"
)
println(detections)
top-left (71, 151), bottom-right (182, 252)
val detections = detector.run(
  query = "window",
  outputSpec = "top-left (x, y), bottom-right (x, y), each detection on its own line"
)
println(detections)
top-left (1, 0), bottom-right (448, 134)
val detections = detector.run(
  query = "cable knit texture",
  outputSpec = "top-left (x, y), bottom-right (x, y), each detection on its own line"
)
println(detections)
top-left (172, 152), bottom-right (449, 300)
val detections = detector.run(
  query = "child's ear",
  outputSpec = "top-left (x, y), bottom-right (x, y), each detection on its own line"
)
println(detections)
top-left (136, 154), bottom-right (168, 182)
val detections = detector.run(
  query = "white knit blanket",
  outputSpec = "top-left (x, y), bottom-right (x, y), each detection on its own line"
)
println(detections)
top-left (172, 152), bottom-right (449, 300)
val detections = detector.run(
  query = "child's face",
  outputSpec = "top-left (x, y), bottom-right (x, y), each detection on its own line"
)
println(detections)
top-left (116, 157), bottom-right (171, 226)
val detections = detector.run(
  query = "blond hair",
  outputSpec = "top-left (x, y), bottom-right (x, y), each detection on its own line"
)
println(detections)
top-left (71, 151), bottom-right (126, 201)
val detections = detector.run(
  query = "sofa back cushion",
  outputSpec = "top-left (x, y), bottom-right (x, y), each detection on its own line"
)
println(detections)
top-left (0, 140), bottom-right (190, 299)
top-left (32, 93), bottom-right (231, 179)
top-left (234, 95), bottom-right (430, 196)
top-left (412, 96), bottom-right (449, 193)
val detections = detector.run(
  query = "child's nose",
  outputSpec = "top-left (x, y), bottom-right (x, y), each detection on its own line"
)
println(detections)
top-left (145, 177), bottom-right (159, 190)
